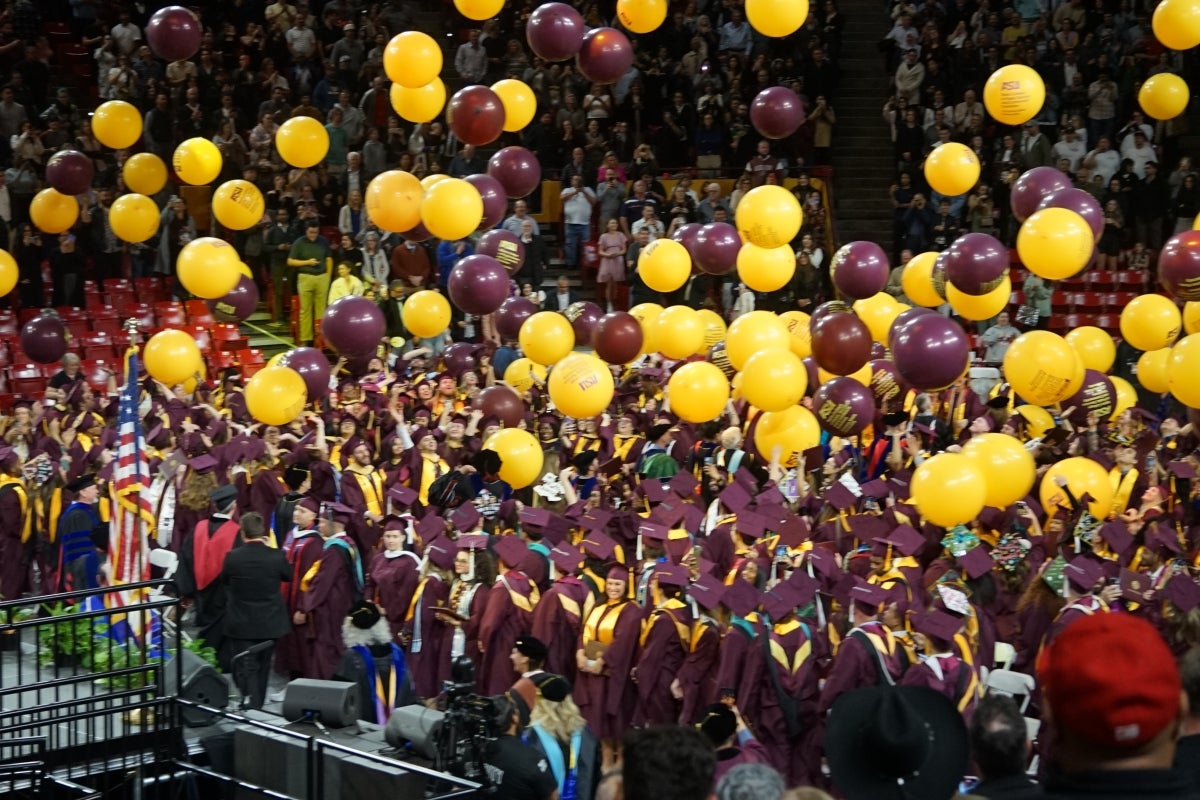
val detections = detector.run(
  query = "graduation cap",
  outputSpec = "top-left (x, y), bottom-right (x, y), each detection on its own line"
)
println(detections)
top-left (1064, 556), bottom-right (1104, 593)
top-left (1164, 574), bottom-right (1200, 613)
top-left (188, 453), bottom-right (219, 474)
top-left (653, 563), bottom-right (690, 587)
top-left (1119, 569), bottom-right (1153, 604)
top-left (777, 517), bottom-right (811, 549)
top-left (641, 479), bottom-right (670, 503)
top-left (296, 496), bottom-right (321, 515)
top-left (849, 515), bottom-right (889, 543)
top-left (388, 485), bottom-right (419, 509)
top-left (520, 506), bottom-right (551, 531)
top-left (580, 508), bottom-right (613, 533)
top-left (732, 467), bottom-right (759, 492)
top-left (549, 543), bottom-right (584, 576)
top-left (824, 482), bottom-right (859, 511)
top-left (581, 531), bottom-right (617, 561)
top-left (456, 533), bottom-right (489, 552)
top-left (860, 479), bottom-right (891, 500)
top-left (762, 581), bottom-right (805, 621)
top-left (722, 578), bottom-right (762, 617)
top-left (736, 510), bottom-right (771, 540)
top-left (912, 609), bottom-right (964, 645)
top-left (808, 547), bottom-right (838, 579)
top-left (450, 502), bottom-right (481, 532)
top-left (563, 500), bottom-right (588, 520)
top-left (665, 531), bottom-right (693, 563)
top-left (756, 484), bottom-right (787, 508)
top-left (680, 504), bottom-right (705, 532)
top-left (1170, 460), bottom-right (1198, 479)
top-left (493, 534), bottom-right (529, 568)
top-left (650, 499), bottom-right (686, 528)
top-left (957, 545), bottom-right (994, 580)
top-left (719, 481), bottom-right (752, 514)
top-left (668, 470), bottom-right (699, 497)
top-left (936, 584), bottom-right (972, 616)
top-left (786, 571), bottom-right (822, 607)
top-left (425, 536), bottom-right (456, 571)
top-left (1146, 521), bottom-right (1183, 556)
top-left (1097, 521), bottom-right (1134, 555)
top-left (886, 473), bottom-right (912, 500)
top-left (0, 445), bottom-right (17, 468)
top-left (416, 514), bottom-right (447, 541)
top-left (848, 578), bottom-right (889, 613)
top-left (321, 501), bottom-right (354, 526)
top-left (209, 483), bottom-right (238, 506)
top-left (831, 572), bottom-right (860, 606)
top-left (688, 573), bottom-right (726, 611)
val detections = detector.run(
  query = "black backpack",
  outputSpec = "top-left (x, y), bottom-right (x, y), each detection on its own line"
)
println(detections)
top-left (427, 469), bottom-right (473, 509)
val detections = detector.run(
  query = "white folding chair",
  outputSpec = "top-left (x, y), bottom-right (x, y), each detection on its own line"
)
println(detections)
top-left (1025, 717), bottom-right (1043, 777)
top-left (994, 642), bottom-right (1016, 671)
top-left (985, 668), bottom-right (1036, 713)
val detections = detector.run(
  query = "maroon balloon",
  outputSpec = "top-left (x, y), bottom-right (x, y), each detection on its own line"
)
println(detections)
top-left (277, 346), bottom-right (332, 400)
top-left (46, 150), bottom-right (94, 196)
top-left (831, 241), bottom-right (890, 300)
top-left (207, 275), bottom-right (259, 322)
top-left (487, 146), bottom-right (542, 199)
top-left (891, 314), bottom-right (971, 391)
top-left (709, 340), bottom-right (735, 378)
top-left (1158, 230), bottom-right (1200, 301)
top-left (813, 377), bottom-right (876, 436)
top-left (1038, 188), bottom-right (1104, 241)
top-left (671, 222), bottom-right (703, 257)
top-left (867, 358), bottom-right (908, 406)
top-left (943, 232), bottom-right (1008, 295)
top-left (496, 296), bottom-right (539, 340)
top-left (477, 229), bottom-right (526, 273)
top-left (145, 6), bottom-right (202, 62)
top-left (887, 307), bottom-right (937, 348)
top-left (810, 310), bottom-right (873, 376)
top-left (478, 385), bottom-right (525, 428)
top-left (527, 2), bottom-right (586, 61)
top-left (693, 222), bottom-right (741, 275)
top-left (401, 219), bottom-right (434, 242)
top-left (20, 312), bottom-right (68, 364)
top-left (448, 254), bottom-right (510, 315)
top-left (1061, 369), bottom-right (1116, 427)
top-left (1010, 166), bottom-right (1072, 222)
top-left (809, 300), bottom-right (855, 329)
top-left (465, 173), bottom-right (508, 230)
top-left (447, 85), bottom-right (506, 147)
top-left (443, 342), bottom-right (478, 376)
top-left (592, 311), bottom-right (644, 364)
top-left (565, 301), bottom-right (603, 342)
top-left (575, 27), bottom-right (633, 85)
top-left (750, 86), bottom-right (806, 140)
top-left (870, 342), bottom-right (888, 360)
top-left (321, 295), bottom-right (386, 357)
top-left (801, 356), bottom-right (820, 395)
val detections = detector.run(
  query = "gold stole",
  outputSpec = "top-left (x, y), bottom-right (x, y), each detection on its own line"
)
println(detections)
top-left (1109, 467), bottom-right (1139, 516)
top-left (405, 574), bottom-right (444, 622)
top-left (418, 455), bottom-right (449, 506)
top-left (346, 466), bottom-right (384, 515)
top-left (690, 617), bottom-right (717, 652)
top-left (856, 623), bottom-right (898, 660)
top-left (583, 600), bottom-right (629, 646)
top-left (572, 435), bottom-right (602, 456)
top-left (558, 589), bottom-right (596, 626)
top-left (769, 619), bottom-right (813, 675)
top-left (612, 435), bottom-right (642, 462)
top-left (499, 573), bottom-right (540, 613)
top-left (640, 598), bottom-right (689, 647)
top-left (38, 487), bottom-right (65, 543)
top-left (0, 475), bottom-right (30, 542)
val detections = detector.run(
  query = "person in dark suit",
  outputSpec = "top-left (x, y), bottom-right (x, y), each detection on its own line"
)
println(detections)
top-left (219, 512), bottom-right (291, 671)
top-left (379, 280), bottom-right (408, 340)
top-left (544, 275), bottom-right (579, 312)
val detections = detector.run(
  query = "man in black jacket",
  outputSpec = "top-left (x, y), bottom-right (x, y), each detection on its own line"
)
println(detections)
top-left (219, 513), bottom-right (290, 671)
top-left (969, 694), bottom-right (1043, 799)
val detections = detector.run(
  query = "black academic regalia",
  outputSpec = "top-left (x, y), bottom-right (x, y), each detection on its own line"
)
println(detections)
top-left (177, 514), bottom-right (241, 652)
top-left (332, 643), bottom-right (419, 724)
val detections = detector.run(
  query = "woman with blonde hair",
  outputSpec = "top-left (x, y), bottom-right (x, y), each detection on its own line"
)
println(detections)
top-left (523, 674), bottom-right (600, 800)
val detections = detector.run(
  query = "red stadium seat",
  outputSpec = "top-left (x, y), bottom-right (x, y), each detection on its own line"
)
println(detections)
top-left (1072, 292), bottom-right (1104, 312)
top-left (212, 323), bottom-right (247, 352)
top-left (185, 299), bottom-right (215, 325)
top-left (155, 302), bottom-right (188, 328)
top-left (1114, 270), bottom-right (1149, 291)
top-left (9, 364), bottom-right (45, 396)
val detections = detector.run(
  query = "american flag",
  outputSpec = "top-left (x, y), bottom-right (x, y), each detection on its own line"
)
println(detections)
top-left (106, 345), bottom-right (154, 636)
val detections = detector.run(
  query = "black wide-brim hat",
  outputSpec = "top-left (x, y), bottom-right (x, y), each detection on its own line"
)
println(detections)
top-left (827, 685), bottom-right (968, 800)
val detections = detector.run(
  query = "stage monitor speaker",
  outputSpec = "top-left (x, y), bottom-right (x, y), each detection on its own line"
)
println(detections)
top-left (385, 704), bottom-right (444, 760)
top-left (165, 647), bottom-right (230, 726)
top-left (281, 679), bottom-right (360, 728)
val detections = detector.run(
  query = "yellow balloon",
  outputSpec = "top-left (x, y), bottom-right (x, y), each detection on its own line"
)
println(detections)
top-left (616, 0), bottom-right (668, 33)
top-left (1120, 294), bottom-right (1182, 351)
top-left (779, 310), bottom-right (812, 358)
top-left (1015, 404), bottom-right (1055, 438)
top-left (30, 189), bottom-right (78, 234)
top-left (1110, 376), bottom-right (1137, 421)
top-left (962, 433), bottom-right (1036, 508)
top-left (245, 366), bottom-right (308, 426)
top-left (853, 292), bottom-right (904, 343)
top-left (737, 243), bottom-right (796, 292)
top-left (504, 358), bottom-right (548, 394)
top-left (741, 348), bottom-right (808, 412)
top-left (109, 193), bottom-right (160, 243)
top-left (182, 360), bottom-right (207, 394)
top-left (924, 142), bottom-right (981, 196)
top-left (697, 309), bottom-right (727, 353)
top-left (1185, 301), bottom-right (1200, 334)
top-left (653, 306), bottom-right (704, 359)
top-left (1016, 208), bottom-right (1094, 280)
top-left (629, 302), bottom-right (664, 354)
top-left (1152, 0), bottom-right (1200, 51)
top-left (420, 173), bottom-right (450, 191)
top-left (420, 177), bottom-right (483, 241)
top-left (490, 79), bottom-right (538, 133)
top-left (275, 116), bottom-right (329, 169)
top-left (172, 137), bottom-right (222, 185)
top-left (753, 406), bottom-right (821, 464)
top-left (901, 251), bottom-right (944, 307)
top-left (911, 453), bottom-right (988, 527)
top-left (212, 179), bottom-right (265, 231)
top-left (520, 312), bottom-right (575, 365)
top-left (366, 170), bottom-right (423, 234)
top-left (143, 329), bottom-right (203, 386)
top-left (123, 153), bottom-right (168, 195)
top-left (746, 0), bottom-right (810, 36)
top-left (548, 353), bottom-right (615, 418)
top-left (667, 361), bottom-right (730, 423)
top-left (238, 261), bottom-right (254, 279)
top-left (1139, 73), bottom-right (1189, 120)
top-left (455, 0), bottom-right (504, 20)
top-left (483, 428), bottom-right (544, 489)
top-left (983, 64), bottom-right (1046, 126)
top-left (818, 360), bottom-right (872, 387)
top-left (390, 78), bottom-right (446, 124)
top-left (1003, 331), bottom-right (1084, 406)
top-left (947, 275), bottom-right (1011, 321)
top-left (93, 100), bottom-right (142, 149)
top-left (638, 238), bottom-right (691, 292)
top-left (177, 237), bottom-right (241, 299)
top-left (1137, 348), bottom-right (1172, 393)
top-left (1041, 457), bottom-right (1114, 519)
top-left (736, 185), bottom-right (802, 248)
top-left (727, 310), bottom-right (790, 371)
top-left (1169, 334), bottom-right (1200, 408)
top-left (1065, 325), bottom-right (1116, 373)
top-left (0, 249), bottom-right (15, 296)
top-left (385, 32), bottom-right (442, 89)
top-left (402, 290), bottom-right (453, 338)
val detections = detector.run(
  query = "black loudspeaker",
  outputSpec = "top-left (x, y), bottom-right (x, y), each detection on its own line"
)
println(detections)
top-left (280, 679), bottom-right (360, 728)
top-left (165, 647), bottom-right (231, 727)
top-left (385, 704), bottom-right (444, 759)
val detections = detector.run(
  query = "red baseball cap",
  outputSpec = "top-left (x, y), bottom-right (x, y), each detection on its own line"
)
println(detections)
top-left (1037, 613), bottom-right (1180, 749)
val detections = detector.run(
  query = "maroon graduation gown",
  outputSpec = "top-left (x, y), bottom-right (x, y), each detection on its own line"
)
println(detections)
top-left (755, 621), bottom-right (822, 787)
top-left (575, 600), bottom-right (642, 740)
top-left (531, 577), bottom-right (592, 684)
top-left (677, 617), bottom-right (721, 724)
top-left (248, 469), bottom-right (287, 525)
top-left (477, 570), bottom-right (537, 695)
top-left (819, 621), bottom-right (906, 714)
top-left (633, 600), bottom-right (691, 726)
top-left (0, 482), bottom-right (28, 600)
top-left (339, 467), bottom-right (385, 554)
top-left (366, 550), bottom-right (421, 641)
top-left (900, 653), bottom-right (978, 721)
top-left (405, 574), bottom-right (453, 698)
top-left (276, 530), bottom-right (323, 677)
top-left (297, 535), bottom-right (360, 680)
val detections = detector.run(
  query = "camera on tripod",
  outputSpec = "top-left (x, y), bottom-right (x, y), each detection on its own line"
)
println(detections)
top-left (433, 657), bottom-right (510, 788)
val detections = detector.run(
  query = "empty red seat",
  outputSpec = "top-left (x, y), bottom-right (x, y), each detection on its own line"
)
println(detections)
top-left (185, 299), bottom-right (215, 325)
top-left (81, 360), bottom-right (116, 392)
top-left (1114, 270), bottom-right (1148, 291)
top-left (8, 365), bottom-right (45, 396)
top-left (212, 323), bottom-right (247, 352)
top-left (208, 350), bottom-right (237, 373)
top-left (135, 277), bottom-right (167, 304)
top-left (1072, 292), bottom-right (1104, 311)
top-left (1087, 271), bottom-right (1117, 290)
top-left (184, 325), bottom-right (211, 351)
top-left (1093, 314), bottom-right (1120, 331)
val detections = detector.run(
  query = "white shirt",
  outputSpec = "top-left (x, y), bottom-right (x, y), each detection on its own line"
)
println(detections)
top-left (560, 185), bottom-right (595, 225)
top-left (1087, 148), bottom-right (1120, 183)
top-left (1053, 138), bottom-right (1086, 171)
top-left (455, 42), bottom-right (487, 82)
top-left (110, 22), bottom-right (141, 55)
top-left (285, 26), bottom-right (318, 59)
top-left (631, 218), bottom-right (664, 241)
